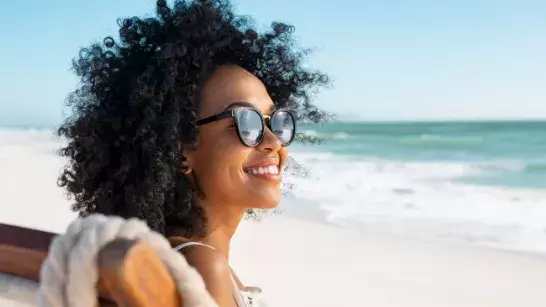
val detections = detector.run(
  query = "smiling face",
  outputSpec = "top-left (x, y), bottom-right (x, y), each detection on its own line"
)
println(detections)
top-left (184, 65), bottom-right (288, 211)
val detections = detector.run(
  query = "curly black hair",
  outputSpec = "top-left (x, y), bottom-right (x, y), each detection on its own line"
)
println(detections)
top-left (57, 0), bottom-right (329, 238)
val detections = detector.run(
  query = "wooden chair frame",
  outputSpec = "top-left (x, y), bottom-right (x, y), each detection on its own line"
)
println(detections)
top-left (0, 223), bottom-right (180, 307)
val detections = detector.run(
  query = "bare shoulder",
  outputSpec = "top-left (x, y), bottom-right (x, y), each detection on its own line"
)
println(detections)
top-left (178, 245), bottom-right (236, 307)
top-left (181, 245), bottom-right (231, 276)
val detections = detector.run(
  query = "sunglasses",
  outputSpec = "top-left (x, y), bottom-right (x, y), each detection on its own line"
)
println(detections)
top-left (196, 106), bottom-right (296, 147)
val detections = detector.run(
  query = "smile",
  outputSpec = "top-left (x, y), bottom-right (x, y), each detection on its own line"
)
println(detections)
top-left (244, 165), bottom-right (280, 175)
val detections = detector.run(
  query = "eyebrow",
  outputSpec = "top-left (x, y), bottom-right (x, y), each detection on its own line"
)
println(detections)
top-left (223, 101), bottom-right (277, 114)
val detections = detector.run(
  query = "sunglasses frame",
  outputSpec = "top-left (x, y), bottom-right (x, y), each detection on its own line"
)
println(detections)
top-left (196, 106), bottom-right (296, 147)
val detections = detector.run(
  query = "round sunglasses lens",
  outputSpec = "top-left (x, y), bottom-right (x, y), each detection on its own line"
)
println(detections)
top-left (270, 111), bottom-right (295, 145)
top-left (237, 109), bottom-right (263, 146)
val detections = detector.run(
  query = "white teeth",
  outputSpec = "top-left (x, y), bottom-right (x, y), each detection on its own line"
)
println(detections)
top-left (246, 165), bottom-right (279, 175)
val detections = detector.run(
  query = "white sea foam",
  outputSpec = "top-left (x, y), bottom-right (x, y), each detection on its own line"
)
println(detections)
top-left (282, 151), bottom-right (546, 254)
top-left (0, 128), bottom-right (75, 232)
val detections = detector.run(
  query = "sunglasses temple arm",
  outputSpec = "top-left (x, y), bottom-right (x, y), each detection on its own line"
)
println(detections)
top-left (196, 110), bottom-right (235, 126)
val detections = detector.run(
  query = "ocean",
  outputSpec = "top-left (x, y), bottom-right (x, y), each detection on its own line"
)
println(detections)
top-left (1, 121), bottom-right (546, 254)
top-left (296, 121), bottom-right (546, 189)
top-left (283, 120), bottom-right (546, 254)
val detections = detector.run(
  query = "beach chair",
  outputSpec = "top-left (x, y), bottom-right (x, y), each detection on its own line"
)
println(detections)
top-left (0, 222), bottom-right (181, 306)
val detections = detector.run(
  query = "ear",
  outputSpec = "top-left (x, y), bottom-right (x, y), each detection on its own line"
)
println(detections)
top-left (180, 148), bottom-right (194, 175)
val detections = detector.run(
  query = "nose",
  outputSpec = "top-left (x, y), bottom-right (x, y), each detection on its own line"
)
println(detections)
top-left (257, 126), bottom-right (282, 152)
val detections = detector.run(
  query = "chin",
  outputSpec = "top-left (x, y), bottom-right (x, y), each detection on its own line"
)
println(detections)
top-left (249, 193), bottom-right (281, 209)
top-left (239, 183), bottom-right (282, 209)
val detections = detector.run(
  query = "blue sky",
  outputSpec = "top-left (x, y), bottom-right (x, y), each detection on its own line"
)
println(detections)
top-left (0, 0), bottom-right (545, 126)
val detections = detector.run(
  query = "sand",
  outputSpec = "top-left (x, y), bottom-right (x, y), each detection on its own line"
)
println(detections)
top-left (231, 216), bottom-right (546, 307)
top-left (3, 204), bottom-right (546, 307)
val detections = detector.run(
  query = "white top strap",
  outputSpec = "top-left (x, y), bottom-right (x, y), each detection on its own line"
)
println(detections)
top-left (173, 241), bottom-right (216, 251)
top-left (173, 242), bottom-right (249, 307)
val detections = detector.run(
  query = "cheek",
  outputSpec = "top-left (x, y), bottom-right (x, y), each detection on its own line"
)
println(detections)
top-left (195, 128), bottom-right (247, 167)
top-left (193, 136), bottom-right (252, 195)
top-left (211, 145), bottom-right (249, 175)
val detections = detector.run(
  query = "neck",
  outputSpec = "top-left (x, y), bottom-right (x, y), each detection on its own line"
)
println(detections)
top-left (195, 199), bottom-right (247, 259)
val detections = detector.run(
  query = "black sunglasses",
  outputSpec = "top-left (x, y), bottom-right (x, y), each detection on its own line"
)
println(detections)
top-left (196, 107), bottom-right (296, 147)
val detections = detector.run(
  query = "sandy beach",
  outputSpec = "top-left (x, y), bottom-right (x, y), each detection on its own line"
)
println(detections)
top-left (3, 213), bottom-right (546, 307)
top-left (233, 216), bottom-right (546, 307)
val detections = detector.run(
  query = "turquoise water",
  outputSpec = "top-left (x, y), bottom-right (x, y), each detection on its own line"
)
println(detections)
top-left (295, 121), bottom-right (546, 189)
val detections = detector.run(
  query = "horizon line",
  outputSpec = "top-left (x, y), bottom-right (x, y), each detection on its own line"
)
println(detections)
top-left (2, 117), bottom-right (546, 129)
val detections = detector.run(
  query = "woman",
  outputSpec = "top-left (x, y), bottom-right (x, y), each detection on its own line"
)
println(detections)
top-left (57, 0), bottom-right (328, 306)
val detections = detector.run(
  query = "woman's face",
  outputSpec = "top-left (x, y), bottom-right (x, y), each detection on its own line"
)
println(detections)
top-left (185, 65), bottom-right (288, 211)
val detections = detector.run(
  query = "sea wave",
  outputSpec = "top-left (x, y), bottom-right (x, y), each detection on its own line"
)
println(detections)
top-left (282, 151), bottom-right (546, 254)
top-left (300, 130), bottom-right (488, 149)
top-left (524, 162), bottom-right (546, 174)
top-left (299, 129), bottom-right (350, 140)
top-left (398, 134), bottom-right (485, 148)
top-left (297, 122), bottom-right (546, 170)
